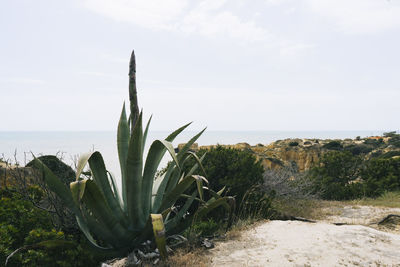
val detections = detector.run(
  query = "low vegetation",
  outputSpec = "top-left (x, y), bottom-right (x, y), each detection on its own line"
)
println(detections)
top-left (309, 146), bottom-right (400, 200)
top-left (0, 188), bottom-right (99, 267)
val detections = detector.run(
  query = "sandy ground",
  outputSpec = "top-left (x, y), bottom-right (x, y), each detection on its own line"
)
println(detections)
top-left (209, 206), bottom-right (400, 267)
top-left (323, 205), bottom-right (400, 227)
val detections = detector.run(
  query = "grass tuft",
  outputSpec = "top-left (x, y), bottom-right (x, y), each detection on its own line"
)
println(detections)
top-left (346, 191), bottom-right (400, 208)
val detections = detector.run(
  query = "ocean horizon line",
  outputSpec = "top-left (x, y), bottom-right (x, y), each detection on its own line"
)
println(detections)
top-left (0, 130), bottom-right (394, 133)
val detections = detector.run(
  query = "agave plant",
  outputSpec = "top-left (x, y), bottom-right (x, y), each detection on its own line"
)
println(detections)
top-left (30, 50), bottom-right (233, 257)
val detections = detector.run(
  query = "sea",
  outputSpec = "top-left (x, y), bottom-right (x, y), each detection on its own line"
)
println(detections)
top-left (0, 130), bottom-right (385, 184)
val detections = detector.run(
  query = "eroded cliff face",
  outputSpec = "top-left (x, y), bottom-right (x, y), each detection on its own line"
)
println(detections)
top-left (177, 139), bottom-right (325, 171)
top-left (178, 135), bottom-right (400, 172)
top-left (256, 143), bottom-right (322, 171)
top-left (230, 139), bottom-right (325, 172)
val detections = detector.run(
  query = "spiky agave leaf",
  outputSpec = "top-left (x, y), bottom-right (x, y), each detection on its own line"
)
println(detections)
top-left (31, 50), bottom-right (234, 259)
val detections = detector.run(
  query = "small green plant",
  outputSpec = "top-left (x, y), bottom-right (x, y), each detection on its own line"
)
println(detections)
top-left (189, 218), bottom-right (219, 237)
top-left (237, 185), bottom-right (274, 220)
top-left (288, 141), bottom-right (299, 147)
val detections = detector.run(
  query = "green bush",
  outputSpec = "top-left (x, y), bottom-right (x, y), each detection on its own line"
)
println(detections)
top-left (0, 190), bottom-right (53, 248)
top-left (288, 141), bottom-right (299, 147)
top-left (309, 151), bottom-right (363, 200)
top-left (0, 189), bottom-right (99, 267)
top-left (182, 146), bottom-right (264, 207)
top-left (364, 138), bottom-right (383, 146)
top-left (322, 141), bottom-right (343, 150)
top-left (26, 155), bottom-right (75, 185)
top-left (344, 144), bottom-right (373, 155)
top-left (309, 150), bottom-right (400, 200)
top-left (388, 135), bottom-right (400, 148)
top-left (362, 158), bottom-right (400, 197)
top-left (379, 151), bottom-right (400, 159)
top-left (383, 131), bottom-right (397, 137)
top-left (26, 155), bottom-right (78, 235)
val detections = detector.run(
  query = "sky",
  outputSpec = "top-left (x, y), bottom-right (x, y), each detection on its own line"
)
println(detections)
top-left (1, 0), bottom-right (400, 131)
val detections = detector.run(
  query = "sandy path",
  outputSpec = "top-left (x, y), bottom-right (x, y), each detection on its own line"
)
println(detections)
top-left (209, 206), bottom-right (400, 267)
top-left (323, 205), bottom-right (400, 227)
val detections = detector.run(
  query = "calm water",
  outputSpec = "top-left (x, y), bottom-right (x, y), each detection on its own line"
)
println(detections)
top-left (0, 130), bottom-right (384, 182)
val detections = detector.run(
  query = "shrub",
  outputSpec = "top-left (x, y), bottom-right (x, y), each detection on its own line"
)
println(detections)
top-left (20, 229), bottom-right (97, 267)
top-left (237, 185), bottom-right (274, 220)
top-left (182, 145), bottom-right (264, 207)
top-left (388, 135), bottom-right (400, 148)
top-left (189, 218), bottom-right (219, 237)
top-left (26, 155), bottom-right (78, 235)
top-left (379, 151), bottom-right (400, 159)
top-left (0, 190), bottom-right (53, 249)
top-left (0, 189), bottom-right (98, 267)
top-left (383, 131), bottom-right (397, 137)
top-left (263, 166), bottom-right (316, 199)
top-left (26, 155), bottom-right (75, 185)
top-left (362, 158), bottom-right (400, 197)
top-left (309, 151), bottom-right (363, 200)
top-left (288, 141), bottom-right (299, 147)
top-left (344, 144), bottom-right (373, 156)
top-left (322, 141), bottom-right (343, 150)
top-left (364, 138), bottom-right (383, 146)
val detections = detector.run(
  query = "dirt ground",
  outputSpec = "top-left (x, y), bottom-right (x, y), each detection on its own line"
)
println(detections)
top-left (208, 205), bottom-right (400, 267)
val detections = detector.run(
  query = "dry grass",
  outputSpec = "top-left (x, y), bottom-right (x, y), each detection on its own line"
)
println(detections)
top-left (272, 192), bottom-right (400, 220)
top-left (272, 198), bottom-right (344, 220)
top-left (161, 219), bottom-right (267, 267)
top-left (162, 247), bottom-right (211, 267)
top-left (345, 191), bottom-right (400, 208)
top-left (225, 218), bottom-right (269, 239)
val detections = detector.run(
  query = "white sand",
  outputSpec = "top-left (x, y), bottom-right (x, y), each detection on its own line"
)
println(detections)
top-left (209, 207), bottom-right (400, 267)
top-left (323, 205), bottom-right (400, 226)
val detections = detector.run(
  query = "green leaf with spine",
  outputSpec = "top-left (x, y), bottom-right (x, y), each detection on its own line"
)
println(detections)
top-left (29, 50), bottom-right (233, 257)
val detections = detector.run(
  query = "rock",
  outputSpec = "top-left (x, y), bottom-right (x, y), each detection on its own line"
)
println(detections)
top-left (177, 134), bottom-right (400, 172)
top-left (177, 143), bottom-right (199, 152)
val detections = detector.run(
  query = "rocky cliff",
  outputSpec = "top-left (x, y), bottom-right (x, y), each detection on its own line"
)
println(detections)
top-left (178, 133), bottom-right (400, 172)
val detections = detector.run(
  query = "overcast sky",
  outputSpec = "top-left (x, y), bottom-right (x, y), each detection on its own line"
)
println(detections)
top-left (1, 0), bottom-right (400, 131)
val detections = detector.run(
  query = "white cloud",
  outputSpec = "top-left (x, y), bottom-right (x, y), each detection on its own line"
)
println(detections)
top-left (100, 54), bottom-right (129, 64)
top-left (0, 77), bottom-right (46, 85)
top-left (180, 7), bottom-right (269, 42)
top-left (264, 0), bottom-right (291, 6)
top-left (79, 71), bottom-right (124, 79)
top-left (83, 0), bottom-right (188, 30)
top-left (196, 0), bottom-right (227, 11)
top-left (279, 42), bottom-right (316, 57)
top-left (305, 0), bottom-right (400, 34)
top-left (82, 0), bottom-right (269, 43)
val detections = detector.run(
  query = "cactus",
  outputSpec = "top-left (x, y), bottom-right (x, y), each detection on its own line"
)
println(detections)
top-left (30, 50), bottom-right (234, 257)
